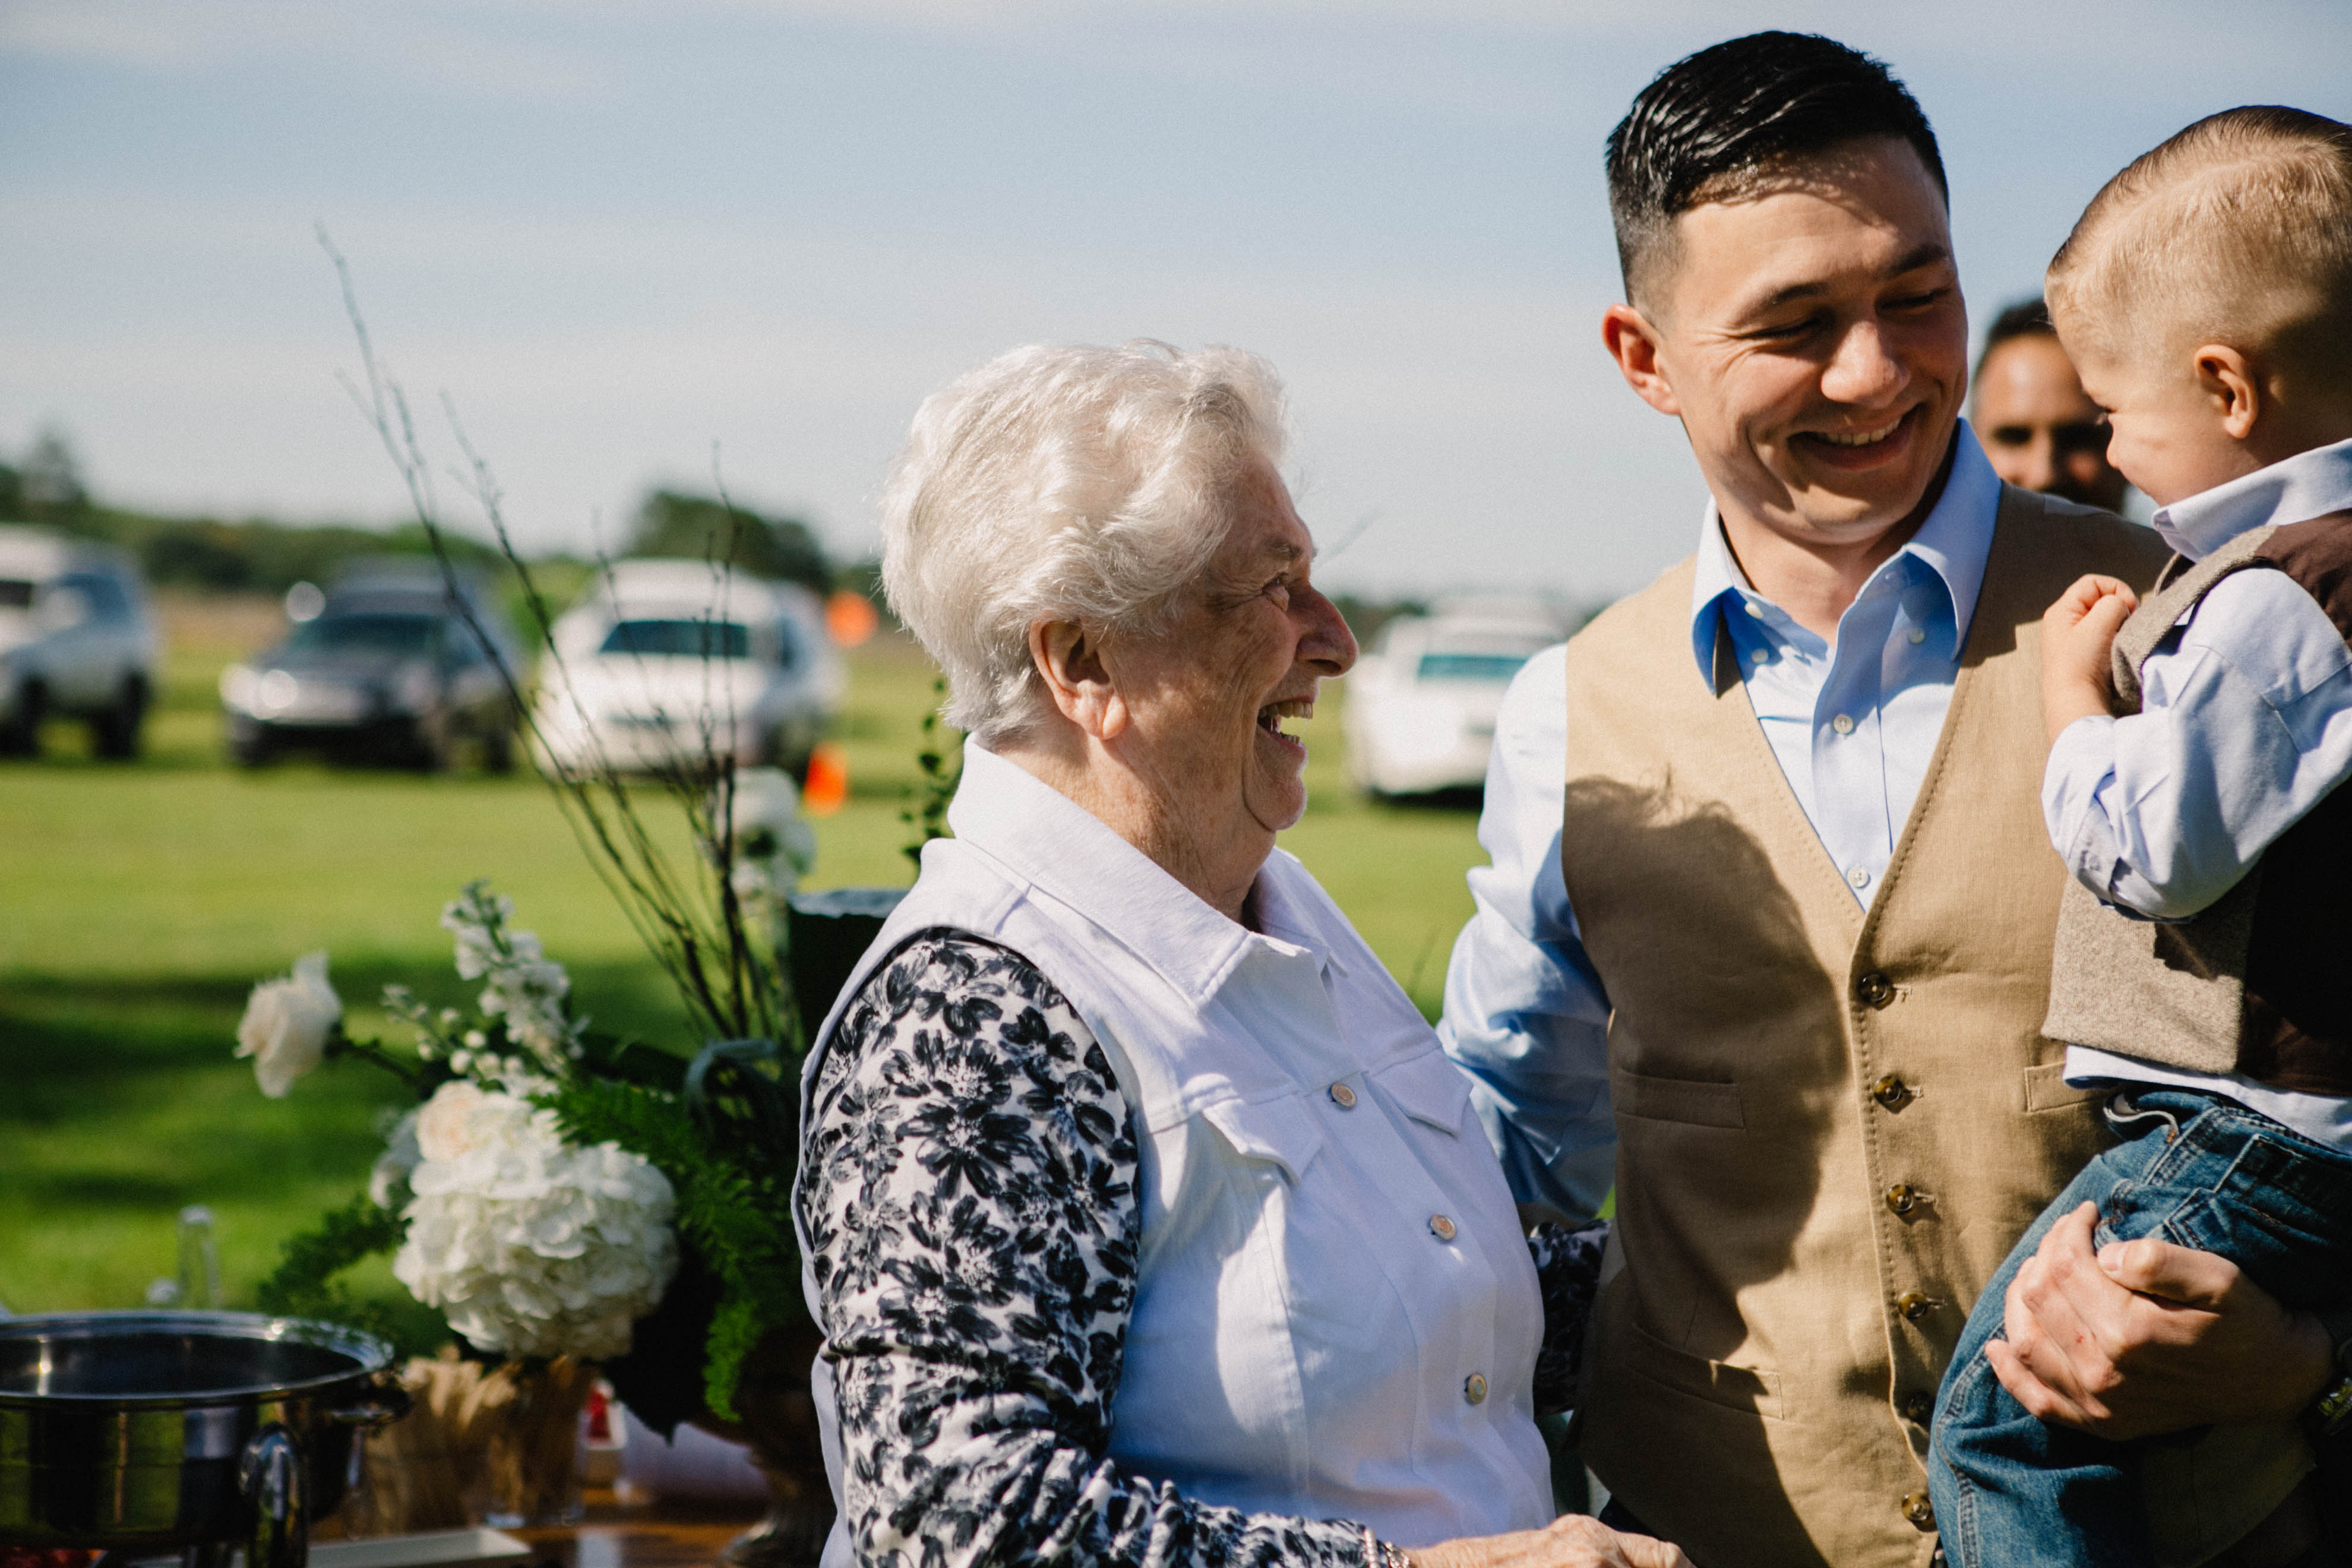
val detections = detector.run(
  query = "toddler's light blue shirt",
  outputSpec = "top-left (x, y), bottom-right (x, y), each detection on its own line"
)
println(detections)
top-left (2048, 437), bottom-right (2352, 1147)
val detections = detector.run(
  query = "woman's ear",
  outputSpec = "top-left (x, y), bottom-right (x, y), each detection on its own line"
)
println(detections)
top-left (1029, 619), bottom-right (1130, 741)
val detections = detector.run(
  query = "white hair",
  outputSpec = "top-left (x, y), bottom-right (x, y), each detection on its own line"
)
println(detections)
top-left (879, 340), bottom-right (1289, 743)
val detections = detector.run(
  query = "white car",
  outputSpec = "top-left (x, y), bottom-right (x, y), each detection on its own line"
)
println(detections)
top-left (0, 525), bottom-right (159, 759)
top-left (532, 559), bottom-right (845, 777)
top-left (1343, 600), bottom-right (1567, 798)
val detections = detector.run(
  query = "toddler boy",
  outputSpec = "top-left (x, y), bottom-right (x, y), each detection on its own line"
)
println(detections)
top-left (1929, 106), bottom-right (2352, 1568)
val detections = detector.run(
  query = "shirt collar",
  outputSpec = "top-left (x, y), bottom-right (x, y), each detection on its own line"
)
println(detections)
top-left (2153, 437), bottom-right (2352, 561)
top-left (1687, 422), bottom-right (2001, 679)
top-left (944, 742), bottom-right (1313, 1003)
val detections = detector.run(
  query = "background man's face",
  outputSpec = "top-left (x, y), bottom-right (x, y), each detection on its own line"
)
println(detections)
top-left (1641, 138), bottom-right (1969, 550)
top-left (1972, 334), bottom-right (2129, 511)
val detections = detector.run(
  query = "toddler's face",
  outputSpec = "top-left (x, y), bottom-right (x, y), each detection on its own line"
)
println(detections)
top-left (2054, 311), bottom-right (2250, 507)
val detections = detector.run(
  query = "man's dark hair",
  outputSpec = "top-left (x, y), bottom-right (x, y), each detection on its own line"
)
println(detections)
top-left (1975, 297), bottom-right (2056, 379)
top-left (1606, 32), bottom-right (1948, 306)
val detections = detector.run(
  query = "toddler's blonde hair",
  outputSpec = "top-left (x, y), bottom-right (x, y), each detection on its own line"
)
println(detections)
top-left (2047, 106), bottom-right (2352, 391)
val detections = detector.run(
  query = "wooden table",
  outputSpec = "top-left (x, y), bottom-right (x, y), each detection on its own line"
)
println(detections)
top-left (510, 1491), bottom-right (767, 1568)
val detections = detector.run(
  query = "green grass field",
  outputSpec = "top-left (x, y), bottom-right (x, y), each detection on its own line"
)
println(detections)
top-left (0, 598), bottom-right (1490, 1316)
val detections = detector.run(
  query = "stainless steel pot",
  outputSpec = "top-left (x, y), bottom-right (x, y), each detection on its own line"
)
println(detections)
top-left (0, 1311), bottom-right (409, 1568)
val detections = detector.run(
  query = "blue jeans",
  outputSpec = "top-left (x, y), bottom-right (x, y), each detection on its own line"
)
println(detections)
top-left (1930, 1089), bottom-right (2352, 1568)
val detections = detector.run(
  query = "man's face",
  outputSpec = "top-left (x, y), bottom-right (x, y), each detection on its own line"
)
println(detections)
top-left (1972, 334), bottom-right (2128, 511)
top-left (1622, 138), bottom-right (1969, 550)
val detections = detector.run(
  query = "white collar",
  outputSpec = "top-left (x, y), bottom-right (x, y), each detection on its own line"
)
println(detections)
top-left (2154, 437), bottom-right (2352, 561)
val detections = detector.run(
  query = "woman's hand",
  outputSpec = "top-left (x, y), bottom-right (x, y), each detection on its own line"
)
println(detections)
top-left (1414, 1515), bottom-right (1693, 1568)
top-left (2041, 573), bottom-right (2139, 743)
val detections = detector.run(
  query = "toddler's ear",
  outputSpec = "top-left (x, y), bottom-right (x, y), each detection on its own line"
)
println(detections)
top-left (2192, 344), bottom-right (2262, 441)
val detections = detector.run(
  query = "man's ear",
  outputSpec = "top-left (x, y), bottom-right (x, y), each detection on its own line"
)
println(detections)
top-left (1603, 304), bottom-right (1681, 417)
top-left (2193, 343), bottom-right (2262, 440)
top-left (1029, 618), bottom-right (1129, 741)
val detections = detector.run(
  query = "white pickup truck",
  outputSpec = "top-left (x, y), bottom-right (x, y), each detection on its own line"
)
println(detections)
top-left (0, 524), bottom-right (160, 758)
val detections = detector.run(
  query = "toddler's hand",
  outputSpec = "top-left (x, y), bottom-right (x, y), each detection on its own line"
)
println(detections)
top-left (2041, 574), bottom-right (2139, 744)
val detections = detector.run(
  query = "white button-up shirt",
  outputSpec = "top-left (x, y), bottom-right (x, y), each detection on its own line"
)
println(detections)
top-left (1436, 426), bottom-right (2005, 1219)
top-left (801, 744), bottom-right (1554, 1557)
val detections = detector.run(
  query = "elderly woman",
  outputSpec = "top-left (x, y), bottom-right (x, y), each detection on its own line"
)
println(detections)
top-left (793, 343), bottom-right (1678, 1568)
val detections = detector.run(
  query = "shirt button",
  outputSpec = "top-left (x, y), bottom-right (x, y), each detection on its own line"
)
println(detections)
top-left (1885, 1183), bottom-right (1920, 1216)
top-left (1902, 1491), bottom-right (1936, 1530)
top-left (1908, 626), bottom-right (1927, 646)
top-left (1831, 713), bottom-right (1855, 735)
top-left (1428, 1214), bottom-right (1458, 1242)
top-left (1328, 1082), bottom-right (1358, 1109)
top-left (1847, 864), bottom-right (1872, 890)
top-left (1463, 1373), bottom-right (1488, 1405)
top-left (1896, 1290), bottom-right (1933, 1322)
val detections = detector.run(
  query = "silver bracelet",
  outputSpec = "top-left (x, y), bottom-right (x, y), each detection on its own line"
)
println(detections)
top-left (1361, 1528), bottom-right (1412, 1568)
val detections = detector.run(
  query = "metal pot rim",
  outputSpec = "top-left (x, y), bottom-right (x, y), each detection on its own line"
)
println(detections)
top-left (0, 1310), bottom-right (398, 1410)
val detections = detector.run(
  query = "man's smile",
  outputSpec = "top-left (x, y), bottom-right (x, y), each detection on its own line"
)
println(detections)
top-left (1788, 402), bottom-right (1927, 473)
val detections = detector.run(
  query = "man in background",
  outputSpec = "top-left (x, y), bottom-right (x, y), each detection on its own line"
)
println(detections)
top-left (1972, 297), bottom-right (2130, 511)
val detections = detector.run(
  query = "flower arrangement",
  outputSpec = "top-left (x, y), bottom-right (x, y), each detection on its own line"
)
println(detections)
top-left (247, 843), bottom-right (808, 1421)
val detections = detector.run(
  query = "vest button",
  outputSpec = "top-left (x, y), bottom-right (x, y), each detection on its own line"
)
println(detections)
top-left (1902, 1491), bottom-right (1936, 1530)
top-left (1871, 1074), bottom-right (1910, 1108)
top-left (1329, 1082), bottom-right (1358, 1109)
top-left (1463, 1373), bottom-right (1488, 1405)
top-left (1900, 1392), bottom-right (1934, 1425)
top-left (1855, 971), bottom-right (1896, 1009)
top-left (1885, 1183), bottom-right (1920, 1216)
top-left (1896, 1290), bottom-right (1933, 1322)
top-left (1428, 1214), bottom-right (1458, 1242)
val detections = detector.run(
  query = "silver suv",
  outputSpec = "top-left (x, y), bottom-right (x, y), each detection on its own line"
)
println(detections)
top-left (0, 525), bottom-right (159, 759)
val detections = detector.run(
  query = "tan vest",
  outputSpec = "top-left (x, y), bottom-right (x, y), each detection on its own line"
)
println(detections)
top-left (1564, 486), bottom-right (2170, 1567)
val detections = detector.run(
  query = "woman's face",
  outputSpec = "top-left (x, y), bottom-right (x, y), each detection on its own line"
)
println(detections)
top-left (1108, 454), bottom-right (1357, 852)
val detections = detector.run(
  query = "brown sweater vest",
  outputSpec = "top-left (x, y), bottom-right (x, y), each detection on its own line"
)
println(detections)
top-left (2043, 507), bottom-right (2352, 1096)
top-left (1563, 486), bottom-right (2170, 1567)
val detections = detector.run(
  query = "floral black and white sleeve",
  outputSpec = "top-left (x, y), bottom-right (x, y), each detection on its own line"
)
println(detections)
top-left (800, 931), bottom-right (1375, 1568)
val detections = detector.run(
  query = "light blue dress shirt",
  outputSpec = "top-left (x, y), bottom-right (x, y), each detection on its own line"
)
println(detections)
top-left (1438, 426), bottom-right (2004, 1221)
top-left (2048, 437), bottom-right (2352, 1148)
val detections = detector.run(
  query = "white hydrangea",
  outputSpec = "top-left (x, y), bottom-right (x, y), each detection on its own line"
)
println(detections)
top-left (440, 884), bottom-right (586, 1070)
top-left (391, 1079), bottom-right (677, 1360)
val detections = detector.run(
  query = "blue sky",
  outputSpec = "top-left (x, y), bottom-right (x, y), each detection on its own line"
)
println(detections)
top-left (4, 1), bottom-right (2348, 599)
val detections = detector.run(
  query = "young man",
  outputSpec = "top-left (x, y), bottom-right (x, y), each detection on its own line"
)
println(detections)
top-left (1971, 298), bottom-right (2130, 513)
top-left (1930, 106), bottom-right (2352, 1568)
top-left (1437, 34), bottom-right (2339, 1567)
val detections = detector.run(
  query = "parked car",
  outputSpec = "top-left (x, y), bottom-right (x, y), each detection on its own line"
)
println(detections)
top-left (531, 559), bottom-right (845, 777)
top-left (0, 525), bottom-right (159, 759)
top-left (219, 561), bottom-right (522, 770)
top-left (1343, 598), bottom-right (1567, 798)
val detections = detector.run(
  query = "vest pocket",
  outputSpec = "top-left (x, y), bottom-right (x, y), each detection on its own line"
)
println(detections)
top-left (2024, 1061), bottom-right (2102, 1113)
top-left (1620, 1314), bottom-right (1784, 1420)
top-left (1613, 1067), bottom-right (1745, 1130)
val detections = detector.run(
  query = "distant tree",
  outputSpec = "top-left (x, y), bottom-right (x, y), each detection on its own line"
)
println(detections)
top-left (20, 426), bottom-right (90, 521)
top-left (626, 489), bottom-right (830, 596)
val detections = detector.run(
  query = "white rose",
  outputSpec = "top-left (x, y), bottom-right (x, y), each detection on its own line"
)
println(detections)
top-left (235, 950), bottom-right (341, 1098)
